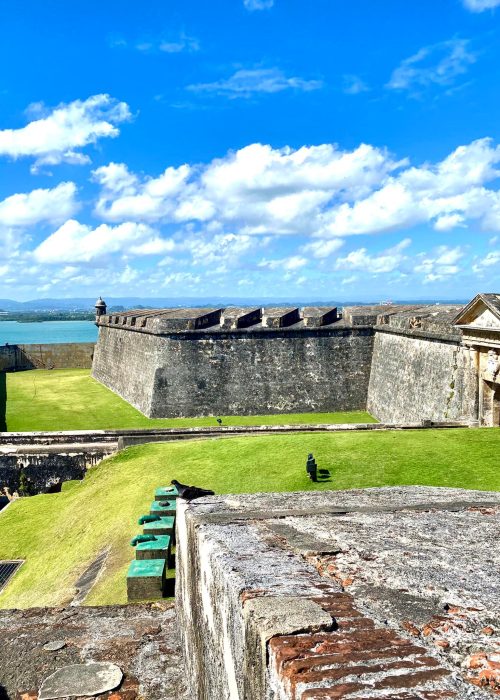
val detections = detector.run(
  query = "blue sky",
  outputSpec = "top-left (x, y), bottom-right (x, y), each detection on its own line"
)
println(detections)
top-left (0, 0), bottom-right (499, 301)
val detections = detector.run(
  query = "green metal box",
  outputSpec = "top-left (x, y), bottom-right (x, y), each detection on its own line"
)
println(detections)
top-left (126, 558), bottom-right (165, 601)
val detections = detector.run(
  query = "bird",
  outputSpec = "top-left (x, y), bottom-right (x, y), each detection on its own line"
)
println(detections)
top-left (216, 417), bottom-right (223, 426)
top-left (171, 479), bottom-right (215, 501)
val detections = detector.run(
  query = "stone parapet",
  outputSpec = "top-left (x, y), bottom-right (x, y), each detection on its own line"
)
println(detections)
top-left (177, 487), bottom-right (499, 700)
top-left (96, 306), bottom-right (345, 335)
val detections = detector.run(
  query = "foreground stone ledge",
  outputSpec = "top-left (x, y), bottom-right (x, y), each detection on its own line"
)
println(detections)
top-left (0, 603), bottom-right (187, 700)
top-left (177, 486), bottom-right (500, 700)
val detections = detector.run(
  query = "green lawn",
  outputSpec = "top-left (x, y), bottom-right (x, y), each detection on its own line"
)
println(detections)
top-left (3, 369), bottom-right (376, 431)
top-left (0, 428), bottom-right (498, 609)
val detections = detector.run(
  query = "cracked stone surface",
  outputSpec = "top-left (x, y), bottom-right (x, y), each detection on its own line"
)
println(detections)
top-left (178, 486), bottom-right (500, 699)
top-left (0, 602), bottom-right (187, 700)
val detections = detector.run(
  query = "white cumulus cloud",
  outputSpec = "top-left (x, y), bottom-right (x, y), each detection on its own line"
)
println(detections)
top-left (301, 239), bottom-right (344, 259)
top-left (258, 255), bottom-right (308, 271)
top-left (33, 219), bottom-right (173, 263)
top-left (415, 245), bottom-right (465, 282)
top-left (472, 250), bottom-right (500, 273)
top-left (335, 239), bottom-right (411, 274)
top-left (93, 162), bottom-right (192, 221)
top-left (90, 138), bottom-right (500, 244)
top-left (0, 182), bottom-right (78, 227)
top-left (0, 95), bottom-right (131, 172)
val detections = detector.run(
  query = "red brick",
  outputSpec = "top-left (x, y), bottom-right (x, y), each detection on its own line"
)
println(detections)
top-left (374, 668), bottom-right (450, 690)
top-left (271, 643), bottom-right (434, 675)
top-left (281, 655), bottom-right (439, 681)
top-left (301, 681), bottom-right (365, 699)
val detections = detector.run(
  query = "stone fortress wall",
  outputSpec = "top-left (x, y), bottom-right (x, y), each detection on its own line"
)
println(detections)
top-left (366, 306), bottom-right (478, 423)
top-left (92, 306), bottom-right (376, 418)
top-left (92, 297), bottom-right (500, 424)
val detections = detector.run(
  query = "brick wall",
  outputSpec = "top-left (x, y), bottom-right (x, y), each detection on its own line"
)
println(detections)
top-left (177, 488), bottom-right (499, 699)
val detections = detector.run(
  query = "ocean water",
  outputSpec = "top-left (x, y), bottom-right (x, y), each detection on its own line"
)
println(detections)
top-left (0, 320), bottom-right (98, 345)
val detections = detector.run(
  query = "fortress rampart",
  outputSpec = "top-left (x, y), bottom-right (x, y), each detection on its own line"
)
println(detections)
top-left (92, 306), bottom-right (376, 418)
top-left (92, 295), bottom-right (500, 425)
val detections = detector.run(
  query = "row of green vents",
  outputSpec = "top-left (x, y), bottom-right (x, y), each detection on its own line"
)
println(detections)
top-left (127, 484), bottom-right (178, 601)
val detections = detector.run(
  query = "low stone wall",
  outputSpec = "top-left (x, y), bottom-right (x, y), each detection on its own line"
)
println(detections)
top-left (0, 342), bottom-right (95, 371)
top-left (0, 443), bottom-right (116, 494)
top-left (177, 487), bottom-right (499, 699)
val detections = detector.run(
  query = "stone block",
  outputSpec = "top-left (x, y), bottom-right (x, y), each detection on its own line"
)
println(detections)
top-left (155, 308), bottom-right (223, 331)
top-left (261, 307), bottom-right (300, 328)
top-left (126, 559), bottom-right (165, 601)
top-left (220, 307), bottom-right (262, 329)
top-left (302, 306), bottom-right (338, 327)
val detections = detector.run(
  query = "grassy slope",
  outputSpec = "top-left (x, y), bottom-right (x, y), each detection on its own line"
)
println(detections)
top-left (5, 369), bottom-right (375, 431)
top-left (0, 428), bottom-right (498, 609)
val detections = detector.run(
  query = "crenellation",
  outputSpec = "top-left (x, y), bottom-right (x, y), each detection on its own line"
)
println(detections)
top-left (262, 306), bottom-right (301, 328)
top-left (220, 306), bottom-right (262, 329)
top-left (302, 306), bottom-right (338, 327)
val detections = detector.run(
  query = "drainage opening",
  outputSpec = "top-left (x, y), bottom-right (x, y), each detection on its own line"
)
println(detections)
top-left (0, 561), bottom-right (24, 593)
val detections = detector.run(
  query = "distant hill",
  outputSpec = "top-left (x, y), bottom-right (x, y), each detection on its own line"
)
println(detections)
top-left (0, 296), bottom-right (470, 313)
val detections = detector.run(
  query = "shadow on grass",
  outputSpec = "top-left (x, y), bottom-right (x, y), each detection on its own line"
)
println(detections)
top-left (0, 373), bottom-right (6, 432)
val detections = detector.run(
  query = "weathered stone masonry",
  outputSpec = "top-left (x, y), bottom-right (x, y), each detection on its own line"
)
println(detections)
top-left (177, 487), bottom-right (500, 699)
top-left (92, 307), bottom-right (374, 418)
top-left (92, 295), bottom-right (500, 424)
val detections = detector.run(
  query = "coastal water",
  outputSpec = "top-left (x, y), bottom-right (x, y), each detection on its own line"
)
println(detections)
top-left (0, 320), bottom-right (98, 345)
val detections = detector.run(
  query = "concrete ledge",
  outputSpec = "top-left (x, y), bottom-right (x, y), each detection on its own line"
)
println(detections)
top-left (177, 487), bottom-right (499, 699)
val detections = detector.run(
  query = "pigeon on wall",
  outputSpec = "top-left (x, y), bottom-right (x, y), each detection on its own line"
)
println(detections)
top-left (171, 479), bottom-right (215, 501)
